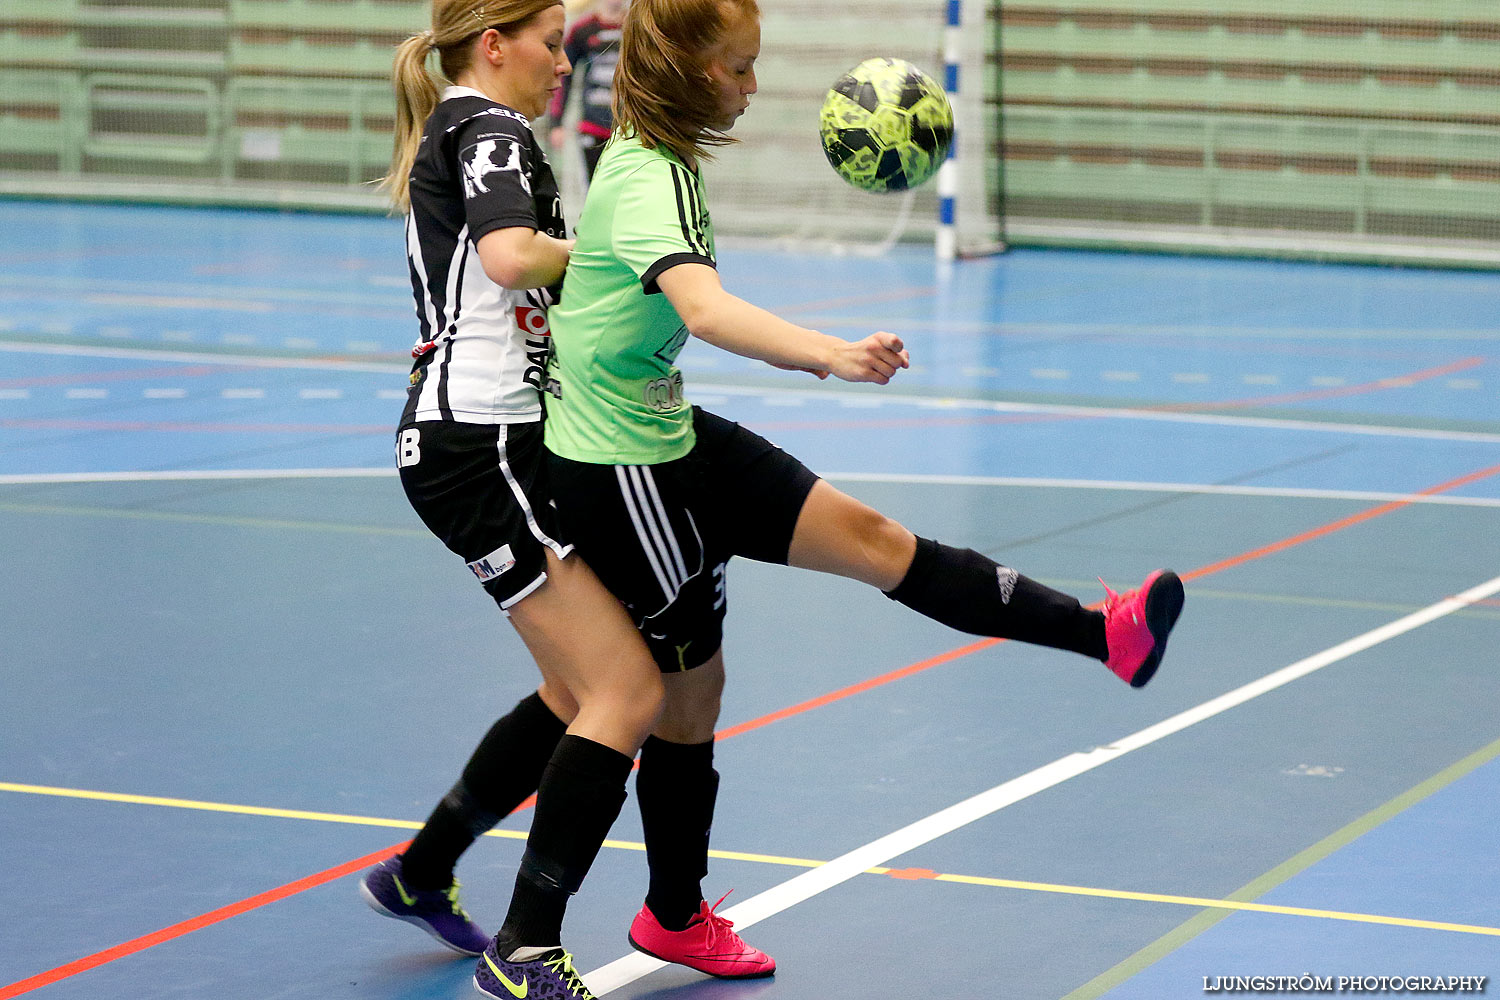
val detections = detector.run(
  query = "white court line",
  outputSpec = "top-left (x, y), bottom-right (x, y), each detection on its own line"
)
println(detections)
top-left (1, 469), bottom-right (1499, 510)
top-left (0, 273), bottom-right (410, 308)
top-left (0, 340), bottom-right (404, 375)
top-left (8, 267), bottom-right (1499, 339)
top-left (586, 572), bottom-right (1500, 994)
top-left (703, 383), bottom-right (1500, 446)
top-left (0, 468), bottom-right (394, 485)
top-left (2, 340), bottom-right (1498, 445)
top-left (1002, 223), bottom-right (1500, 270)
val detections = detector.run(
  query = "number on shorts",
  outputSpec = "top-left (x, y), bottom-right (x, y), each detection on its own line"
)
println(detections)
top-left (396, 428), bottom-right (421, 468)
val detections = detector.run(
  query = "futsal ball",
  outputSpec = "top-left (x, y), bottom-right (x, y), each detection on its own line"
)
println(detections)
top-left (819, 57), bottom-right (954, 193)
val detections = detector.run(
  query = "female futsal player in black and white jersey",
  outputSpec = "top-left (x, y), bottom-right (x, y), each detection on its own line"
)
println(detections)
top-left (357, 3), bottom-right (661, 997)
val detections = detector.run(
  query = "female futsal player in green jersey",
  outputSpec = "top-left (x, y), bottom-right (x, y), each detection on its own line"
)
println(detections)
top-left (356, 4), bottom-right (665, 997)
top-left (542, 0), bottom-right (1186, 980)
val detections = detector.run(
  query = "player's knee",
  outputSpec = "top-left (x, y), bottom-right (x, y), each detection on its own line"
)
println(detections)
top-left (614, 670), bottom-right (666, 734)
top-left (655, 708), bottom-right (717, 744)
top-left (848, 505), bottom-right (913, 584)
top-left (656, 662), bottom-right (723, 743)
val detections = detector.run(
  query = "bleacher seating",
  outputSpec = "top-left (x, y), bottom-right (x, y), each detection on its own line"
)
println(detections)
top-left (0, 0), bottom-right (424, 193)
top-left (223, 0), bottom-right (422, 183)
top-left (0, 0), bottom-right (1496, 246)
top-left (995, 2), bottom-right (1500, 241)
top-left (227, 76), bottom-right (393, 184)
top-left (0, 69), bottom-right (85, 173)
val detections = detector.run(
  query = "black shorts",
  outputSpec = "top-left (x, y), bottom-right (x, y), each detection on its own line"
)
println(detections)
top-left (548, 407), bottom-right (820, 672)
top-left (397, 420), bottom-right (572, 611)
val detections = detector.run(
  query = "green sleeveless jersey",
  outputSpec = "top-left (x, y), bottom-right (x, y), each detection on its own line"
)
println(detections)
top-left (544, 133), bottom-right (715, 464)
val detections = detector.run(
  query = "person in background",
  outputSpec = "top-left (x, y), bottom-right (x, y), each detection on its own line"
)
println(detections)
top-left (548, 0), bottom-right (626, 180)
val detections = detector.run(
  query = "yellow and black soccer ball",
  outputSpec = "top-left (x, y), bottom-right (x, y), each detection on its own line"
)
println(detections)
top-left (819, 57), bottom-right (954, 193)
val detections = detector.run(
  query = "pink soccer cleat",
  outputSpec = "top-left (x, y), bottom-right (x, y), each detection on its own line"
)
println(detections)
top-left (1100, 569), bottom-right (1185, 688)
top-left (627, 892), bottom-right (775, 979)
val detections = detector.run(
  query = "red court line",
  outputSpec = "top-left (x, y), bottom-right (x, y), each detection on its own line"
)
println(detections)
top-left (1153, 356), bottom-right (1486, 412)
top-left (715, 638), bottom-right (1001, 741)
top-left (1181, 461), bottom-right (1500, 584)
top-left (9, 460), bottom-right (1500, 996)
top-left (781, 285), bottom-right (937, 314)
top-left (753, 355), bottom-right (1486, 433)
top-left (0, 842), bottom-right (409, 1000)
top-left (709, 462), bottom-right (1500, 745)
top-left (754, 411), bottom-right (1077, 434)
top-left (0, 364), bottom-right (253, 390)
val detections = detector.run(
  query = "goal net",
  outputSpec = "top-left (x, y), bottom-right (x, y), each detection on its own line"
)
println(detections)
top-left (689, 0), bottom-right (1004, 256)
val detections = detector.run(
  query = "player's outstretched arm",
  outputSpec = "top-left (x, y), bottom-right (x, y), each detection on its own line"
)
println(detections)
top-left (657, 261), bottom-right (909, 384)
top-left (476, 226), bottom-right (574, 290)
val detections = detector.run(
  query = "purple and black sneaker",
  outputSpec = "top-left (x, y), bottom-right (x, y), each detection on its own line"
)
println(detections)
top-left (475, 942), bottom-right (596, 1000)
top-left (360, 855), bottom-right (488, 956)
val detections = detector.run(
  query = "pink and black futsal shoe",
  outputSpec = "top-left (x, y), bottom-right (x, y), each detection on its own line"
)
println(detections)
top-left (627, 892), bottom-right (775, 979)
top-left (1100, 569), bottom-right (1185, 688)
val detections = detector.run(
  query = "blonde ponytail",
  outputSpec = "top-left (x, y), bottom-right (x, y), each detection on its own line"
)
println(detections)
top-left (383, 31), bottom-right (440, 212)
top-left (382, 1), bottom-right (565, 213)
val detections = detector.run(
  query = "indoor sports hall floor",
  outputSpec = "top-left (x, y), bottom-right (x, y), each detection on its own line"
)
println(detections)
top-left (3, 199), bottom-right (1498, 999)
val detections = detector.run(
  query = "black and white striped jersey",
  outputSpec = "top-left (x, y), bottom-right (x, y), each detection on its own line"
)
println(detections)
top-left (401, 86), bottom-right (567, 425)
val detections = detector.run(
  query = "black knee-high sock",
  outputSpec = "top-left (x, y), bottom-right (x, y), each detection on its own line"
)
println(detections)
top-left (637, 735), bottom-right (718, 931)
top-left (400, 691), bottom-right (567, 890)
top-left (885, 536), bottom-right (1107, 661)
top-left (494, 734), bottom-right (633, 951)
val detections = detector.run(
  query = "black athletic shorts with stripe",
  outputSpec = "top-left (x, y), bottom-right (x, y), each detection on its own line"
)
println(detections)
top-left (397, 420), bottom-right (572, 611)
top-left (548, 407), bottom-right (820, 672)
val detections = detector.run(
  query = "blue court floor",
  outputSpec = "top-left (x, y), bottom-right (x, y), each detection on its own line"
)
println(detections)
top-left (2, 199), bottom-right (1498, 999)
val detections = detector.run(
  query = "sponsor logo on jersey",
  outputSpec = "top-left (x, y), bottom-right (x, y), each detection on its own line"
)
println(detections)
top-left (643, 372), bottom-right (685, 412)
top-left (467, 544), bottom-right (516, 583)
top-left (516, 305), bottom-right (550, 338)
top-left (653, 323), bottom-right (690, 365)
top-left (459, 107), bottom-right (531, 130)
top-left (545, 194), bottom-right (565, 239)
top-left (462, 138), bottom-right (531, 199)
top-left (518, 305), bottom-right (562, 398)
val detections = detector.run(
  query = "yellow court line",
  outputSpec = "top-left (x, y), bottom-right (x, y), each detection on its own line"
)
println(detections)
top-left (6, 780), bottom-right (1498, 939)
top-left (928, 873), bottom-right (1500, 938)
top-left (0, 781), bottom-right (428, 829)
top-left (0, 781), bottom-right (831, 869)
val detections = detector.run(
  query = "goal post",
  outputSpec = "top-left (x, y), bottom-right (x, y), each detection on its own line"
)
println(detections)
top-left (694, 0), bottom-right (1004, 257)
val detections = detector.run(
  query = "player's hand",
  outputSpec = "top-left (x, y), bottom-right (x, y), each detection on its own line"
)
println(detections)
top-left (549, 126), bottom-right (566, 148)
top-left (768, 361), bottom-right (830, 379)
top-left (827, 332), bottom-right (909, 384)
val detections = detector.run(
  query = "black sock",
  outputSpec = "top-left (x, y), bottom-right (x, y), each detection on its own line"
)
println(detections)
top-left (494, 734), bottom-right (633, 951)
top-left (637, 735), bottom-right (718, 931)
top-left (401, 691), bottom-right (567, 891)
top-left (885, 536), bottom-right (1107, 661)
